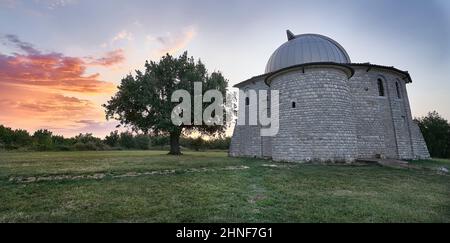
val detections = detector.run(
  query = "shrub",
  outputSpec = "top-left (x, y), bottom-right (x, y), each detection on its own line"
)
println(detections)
top-left (32, 129), bottom-right (53, 150)
top-left (134, 134), bottom-right (150, 150)
top-left (105, 131), bottom-right (120, 147)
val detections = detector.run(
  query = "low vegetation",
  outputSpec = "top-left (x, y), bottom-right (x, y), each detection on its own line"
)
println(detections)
top-left (0, 125), bottom-right (230, 152)
top-left (0, 151), bottom-right (448, 223)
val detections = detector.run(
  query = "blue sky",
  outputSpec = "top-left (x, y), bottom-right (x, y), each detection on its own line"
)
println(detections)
top-left (0, 0), bottom-right (449, 136)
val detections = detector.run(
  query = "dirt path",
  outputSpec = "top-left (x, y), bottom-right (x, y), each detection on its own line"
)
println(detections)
top-left (8, 165), bottom-right (250, 184)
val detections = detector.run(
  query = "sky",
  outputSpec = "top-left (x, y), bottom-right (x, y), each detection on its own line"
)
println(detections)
top-left (0, 0), bottom-right (449, 137)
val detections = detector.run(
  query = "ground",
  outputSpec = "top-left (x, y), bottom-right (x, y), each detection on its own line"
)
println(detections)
top-left (0, 151), bottom-right (449, 223)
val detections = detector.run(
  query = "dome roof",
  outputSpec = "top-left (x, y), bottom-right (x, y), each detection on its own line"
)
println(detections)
top-left (265, 31), bottom-right (351, 73)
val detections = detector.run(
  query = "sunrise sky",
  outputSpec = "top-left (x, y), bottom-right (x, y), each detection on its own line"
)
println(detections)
top-left (0, 0), bottom-right (449, 137)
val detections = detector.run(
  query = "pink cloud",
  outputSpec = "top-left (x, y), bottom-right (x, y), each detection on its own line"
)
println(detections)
top-left (0, 34), bottom-right (125, 137)
top-left (0, 34), bottom-right (125, 93)
top-left (86, 49), bottom-right (125, 67)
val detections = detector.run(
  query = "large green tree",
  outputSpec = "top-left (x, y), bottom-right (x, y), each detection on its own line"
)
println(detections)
top-left (416, 111), bottom-right (450, 158)
top-left (104, 52), bottom-right (231, 155)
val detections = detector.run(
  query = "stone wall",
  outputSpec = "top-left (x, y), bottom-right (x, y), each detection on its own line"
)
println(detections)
top-left (348, 66), bottom-right (430, 160)
top-left (269, 67), bottom-right (357, 162)
top-left (348, 67), bottom-right (398, 159)
top-left (230, 64), bottom-right (431, 162)
top-left (411, 122), bottom-right (431, 159)
top-left (229, 77), bottom-right (269, 158)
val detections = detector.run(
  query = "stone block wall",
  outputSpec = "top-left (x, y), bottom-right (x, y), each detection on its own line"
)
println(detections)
top-left (230, 64), bottom-right (431, 162)
top-left (229, 77), bottom-right (270, 158)
top-left (348, 66), bottom-right (430, 160)
top-left (348, 67), bottom-right (398, 158)
top-left (269, 67), bottom-right (358, 162)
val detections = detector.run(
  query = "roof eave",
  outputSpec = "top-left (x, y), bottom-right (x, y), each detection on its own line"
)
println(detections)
top-left (350, 63), bottom-right (412, 83)
top-left (264, 62), bottom-right (355, 86)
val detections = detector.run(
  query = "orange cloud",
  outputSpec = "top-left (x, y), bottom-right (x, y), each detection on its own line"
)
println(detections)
top-left (0, 34), bottom-right (124, 137)
top-left (0, 34), bottom-right (123, 93)
top-left (0, 83), bottom-right (103, 131)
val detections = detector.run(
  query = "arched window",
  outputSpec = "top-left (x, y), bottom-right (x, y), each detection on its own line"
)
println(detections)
top-left (245, 97), bottom-right (250, 106)
top-left (377, 79), bottom-right (385, 97)
top-left (395, 82), bottom-right (401, 99)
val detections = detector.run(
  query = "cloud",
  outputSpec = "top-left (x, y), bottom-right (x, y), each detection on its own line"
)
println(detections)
top-left (85, 49), bottom-right (125, 67)
top-left (73, 119), bottom-right (121, 132)
top-left (101, 30), bottom-right (134, 48)
top-left (0, 0), bottom-right (19, 8)
top-left (3, 34), bottom-right (40, 55)
top-left (36, 119), bottom-right (123, 137)
top-left (0, 34), bottom-right (121, 93)
top-left (16, 94), bottom-right (92, 115)
top-left (0, 34), bottom-right (124, 137)
top-left (148, 26), bottom-right (197, 57)
top-left (1, 0), bottom-right (77, 10)
top-left (33, 0), bottom-right (78, 9)
top-left (0, 83), bottom-right (99, 122)
top-left (0, 82), bottom-right (116, 137)
top-left (111, 30), bottom-right (134, 44)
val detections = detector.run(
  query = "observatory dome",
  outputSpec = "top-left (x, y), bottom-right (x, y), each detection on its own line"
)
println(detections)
top-left (265, 31), bottom-right (351, 73)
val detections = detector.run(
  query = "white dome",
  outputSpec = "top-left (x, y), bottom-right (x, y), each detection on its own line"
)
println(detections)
top-left (265, 31), bottom-right (351, 73)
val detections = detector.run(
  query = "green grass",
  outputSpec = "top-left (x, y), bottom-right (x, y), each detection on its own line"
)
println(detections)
top-left (0, 151), bottom-right (449, 223)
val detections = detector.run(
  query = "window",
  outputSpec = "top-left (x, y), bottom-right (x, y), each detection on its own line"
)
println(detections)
top-left (377, 79), bottom-right (385, 97)
top-left (292, 102), bottom-right (296, 108)
top-left (396, 82), bottom-right (401, 99)
top-left (245, 97), bottom-right (250, 106)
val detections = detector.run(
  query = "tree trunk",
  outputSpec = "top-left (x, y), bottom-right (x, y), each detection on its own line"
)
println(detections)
top-left (168, 130), bottom-right (182, 155)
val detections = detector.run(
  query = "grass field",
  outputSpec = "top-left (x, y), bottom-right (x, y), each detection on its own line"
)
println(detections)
top-left (0, 150), bottom-right (449, 223)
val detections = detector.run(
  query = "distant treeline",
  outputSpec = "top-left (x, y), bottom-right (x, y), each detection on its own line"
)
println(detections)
top-left (0, 125), bottom-right (230, 152)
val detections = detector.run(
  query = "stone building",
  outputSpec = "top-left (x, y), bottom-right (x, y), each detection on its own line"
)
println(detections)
top-left (229, 30), bottom-right (430, 162)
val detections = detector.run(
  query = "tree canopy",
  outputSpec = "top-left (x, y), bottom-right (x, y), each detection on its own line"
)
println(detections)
top-left (103, 52), bottom-right (231, 155)
top-left (416, 111), bottom-right (450, 158)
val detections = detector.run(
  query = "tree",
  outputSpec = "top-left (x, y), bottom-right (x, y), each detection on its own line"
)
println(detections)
top-left (74, 133), bottom-right (105, 151)
top-left (104, 52), bottom-right (231, 155)
top-left (190, 137), bottom-right (204, 151)
top-left (12, 129), bottom-right (32, 147)
top-left (119, 132), bottom-right (135, 149)
top-left (52, 135), bottom-right (66, 145)
top-left (134, 134), bottom-right (150, 150)
top-left (416, 111), bottom-right (450, 158)
top-left (0, 125), bottom-right (13, 146)
top-left (33, 129), bottom-right (53, 150)
top-left (104, 130), bottom-right (120, 147)
top-left (0, 126), bottom-right (33, 148)
top-left (74, 133), bottom-right (101, 144)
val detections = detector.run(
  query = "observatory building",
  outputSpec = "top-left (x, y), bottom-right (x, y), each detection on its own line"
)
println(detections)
top-left (229, 30), bottom-right (430, 162)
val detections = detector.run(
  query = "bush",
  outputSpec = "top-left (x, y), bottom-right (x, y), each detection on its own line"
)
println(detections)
top-left (74, 141), bottom-right (104, 151)
top-left (119, 132), bottom-right (135, 149)
top-left (134, 134), bottom-right (150, 150)
top-left (191, 137), bottom-right (204, 151)
top-left (151, 136), bottom-right (169, 147)
top-left (53, 145), bottom-right (73, 151)
top-left (34, 144), bottom-right (51, 151)
top-left (33, 129), bottom-right (53, 149)
top-left (105, 131), bottom-right (120, 147)
top-left (0, 124), bottom-right (231, 151)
